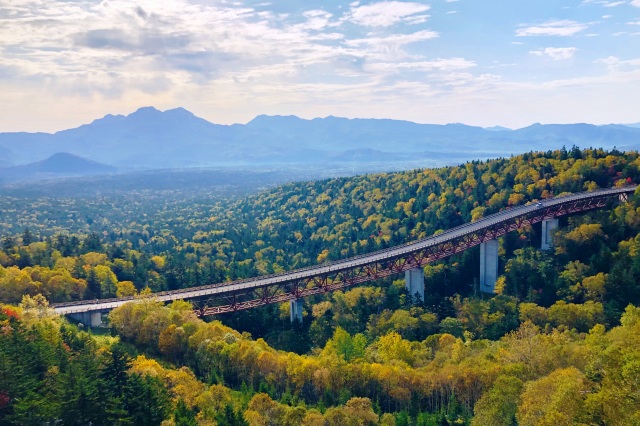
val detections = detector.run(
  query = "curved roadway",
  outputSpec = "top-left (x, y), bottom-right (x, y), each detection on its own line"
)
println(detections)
top-left (53, 185), bottom-right (637, 315)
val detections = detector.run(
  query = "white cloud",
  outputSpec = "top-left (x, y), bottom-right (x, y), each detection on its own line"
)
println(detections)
top-left (631, 0), bottom-right (640, 5)
top-left (345, 29), bottom-right (438, 49)
top-left (346, 1), bottom-right (431, 27)
top-left (530, 47), bottom-right (578, 60)
top-left (516, 20), bottom-right (589, 37)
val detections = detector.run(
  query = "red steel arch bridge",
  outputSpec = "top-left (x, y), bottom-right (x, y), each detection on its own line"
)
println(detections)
top-left (52, 185), bottom-right (636, 324)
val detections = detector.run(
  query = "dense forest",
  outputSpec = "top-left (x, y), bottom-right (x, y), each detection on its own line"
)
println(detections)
top-left (2, 147), bottom-right (640, 424)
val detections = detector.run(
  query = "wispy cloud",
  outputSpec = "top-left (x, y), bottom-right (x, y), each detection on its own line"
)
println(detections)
top-left (297, 10), bottom-right (335, 31)
top-left (345, 1), bottom-right (431, 27)
top-left (530, 47), bottom-right (579, 60)
top-left (345, 29), bottom-right (438, 48)
top-left (369, 58), bottom-right (476, 73)
top-left (516, 20), bottom-right (589, 36)
top-left (597, 55), bottom-right (640, 71)
top-left (583, 0), bottom-right (626, 6)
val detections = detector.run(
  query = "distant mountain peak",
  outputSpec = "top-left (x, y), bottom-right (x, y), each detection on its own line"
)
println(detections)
top-left (129, 106), bottom-right (161, 117)
top-left (36, 152), bottom-right (115, 173)
top-left (91, 106), bottom-right (192, 124)
top-left (484, 125), bottom-right (512, 132)
top-left (86, 113), bottom-right (125, 127)
top-left (0, 152), bottom-right (116, 183)
top-left (165, 107), bottom-right (194, 116)
top-left (246, 114), bottom-right (305, 127)
top-left (49, 152), bottom-right (80, 160)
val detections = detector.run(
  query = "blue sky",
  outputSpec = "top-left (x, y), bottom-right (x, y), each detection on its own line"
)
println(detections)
top-left (0, 0), bottom-right (639, 132)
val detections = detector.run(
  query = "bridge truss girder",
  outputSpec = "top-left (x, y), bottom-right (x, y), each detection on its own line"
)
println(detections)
top-left (196, 192), bottom-right (615, 317)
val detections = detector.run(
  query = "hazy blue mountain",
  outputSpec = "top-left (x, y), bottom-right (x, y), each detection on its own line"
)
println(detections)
top-left (509, 123), bottom-right (640, 148)
top-left (484, 126), bottom-right (512, 132)
top-left (623, 123), bottom-right (640, 129)
top-left (0, 107), bottom-right (638, 171)
top-left (0, 152), bottom-right (116, 184)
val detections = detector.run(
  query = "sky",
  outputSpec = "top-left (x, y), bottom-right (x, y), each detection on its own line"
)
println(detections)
top-left (1, 0), bottom-right (639, 132)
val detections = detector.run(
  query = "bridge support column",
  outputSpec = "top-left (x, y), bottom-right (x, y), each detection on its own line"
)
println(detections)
top-left (541, 218), bottom-right (559, 251)
top-left (480, 240), bottom-right (499, 293)
top-left (405, 267), bottom-right (424, 304)
top-left (68, 311), bottom-right (103, 328)
top-left (290, 299), bottom-right (303, 323)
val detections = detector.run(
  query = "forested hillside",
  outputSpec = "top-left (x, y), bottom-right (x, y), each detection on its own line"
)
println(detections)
top-left (2, 147), bottom-right (640, 424)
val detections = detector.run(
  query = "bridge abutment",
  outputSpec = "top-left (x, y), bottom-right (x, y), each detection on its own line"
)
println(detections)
top-left (480, 240), bottom-right (499, 293)
top-left (290, 299), bottom-right (303, 323)
top-left (405, 267), bottom-right (425, 303)
top-left (541, 218), bottom-right (559, 251)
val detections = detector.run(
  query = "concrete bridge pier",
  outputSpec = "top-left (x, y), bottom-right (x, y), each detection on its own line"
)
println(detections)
top-left (68, 311), bottom-right (103, 328)
top-left (480, 240), bottom-right (499, 293)
top-left (541, 218), bottom-right (559, 251)
top-left (290, 299), bottom-right (303, 323)
top-left (405, 267), bottom-right (425, 303)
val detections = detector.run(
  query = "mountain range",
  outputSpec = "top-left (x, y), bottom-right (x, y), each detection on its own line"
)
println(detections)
top-left (0, 107), bottom-right (639, 173)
